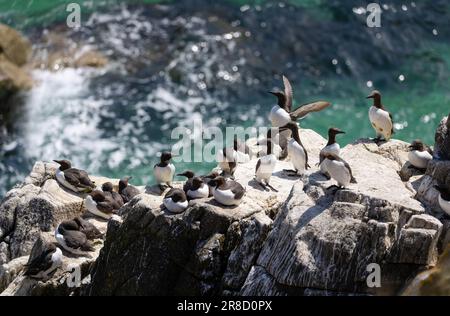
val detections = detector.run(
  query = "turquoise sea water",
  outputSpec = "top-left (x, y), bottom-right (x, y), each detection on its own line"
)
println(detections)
top-left (0, 0), bottom-right (449, 196)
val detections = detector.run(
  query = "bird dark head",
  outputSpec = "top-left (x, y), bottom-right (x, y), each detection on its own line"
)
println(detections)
top-left (119, 176), bottom-right (132, 190)
top-left (102, 182), bottom-right (114, 192)
top-left (210, 176), bottom-right (226, 188)
top-left (366, 90), bottom-right (381, 99)
top-left (90, 190), bottom-right (106, 202)
top-left (204, 171), bottom-right (219, 179)
top-left (192, 177), bottom-right (204, 187)
top-left (329, 127), bottom-right (345, 136)
top-left (177, 170), bottom-right (195, 179)
top-left (171, 190), bottom-right (186, 203)
top-left (409, 139), bottom-right (425, 151)
top-left (160, 152), bottom-right (173, 163)
top-left (53, 159), bottom-right (72, 171)
top-left (269, 90), bottom-right (286, 107)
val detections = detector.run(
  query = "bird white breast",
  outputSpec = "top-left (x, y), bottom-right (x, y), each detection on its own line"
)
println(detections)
top-left (47, 248), bottom-right (63, 275)
top-left (320, 143), bottom-right (340, 174)
top-left (55, 169), bottom-right (80, 192)
top-left (163, 198), bottom-right (188, 214)
top-left (270, 105), bottom-right (291, 127)
top-left (84, 195), bottom-right (112, 220)
top-left (187, 184), bottom-right (209, 199)
top-left (408, 150), bottom-right (432, 169)
top-left (213, 188), bottom-right (242, 206)
top-left (369, 106), bottom-right (393, 139)
top-left (154, 164), bottom-right (176, 184)
top-left (255, 154), bottom-right (277, 182)
top-left (288, 139), bottom-right (306, 173)
top-left (326, 159), bottom-right (352, 188)
top-left (438, 194), bottom-right (450, 216)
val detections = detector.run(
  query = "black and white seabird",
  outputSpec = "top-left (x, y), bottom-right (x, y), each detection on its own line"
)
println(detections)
top-left (202, 171), bottom-right (220, 197)
top-left (269, 76), bottom-right (331, 127)
top-left (177, 170), bottom-right (195, 193)
top-left (408, 139), bottom-right (433, 171)
top-left (187, 177), bottom-right (210, 200)
top-left (280, 122), bottom-right (309, 175)
top-left (163, 188), bottom-right (188, 214)
top-left (53, 159), bottom-right (96, 193)
top-left (319, 153), bottom-right (357, 189)
top-left (102, 182), bottom-right (124, 209)
top-left (85, 190), bottom-right (116, 219)
top-left (434, 112), bottom-right (450, 160)
top-left (320, 128), bottom-right (345, 179)
top-left (154, 151), bottom-right (176, 190)
top-left (217, 146), bottom-right (238, 178)
top-left (210, 176), bottom-right (245, 206)
top-left (24, 243), bottom-right (62, 280)
top-left (73, 217), bottom-right (103, 240)
top-left (119, 176), bottom-right (141, 203)
top-left (367, 90), bottom-right (394, 143)
top-left (255, 130), bottom-right (278, 192)
top-left (434, 185), bottom-right (450, 216)
top-left (55, 220), bottom-right (95, 256)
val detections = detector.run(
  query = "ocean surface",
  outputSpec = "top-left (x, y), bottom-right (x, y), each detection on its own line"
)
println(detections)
top-left (0, 0), bottom-right (449, 197)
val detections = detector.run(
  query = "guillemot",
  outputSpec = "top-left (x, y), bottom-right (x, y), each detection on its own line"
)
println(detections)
top-left (320, 153), bottom-right (357, 189)
top-left (119, 176), bottom-right (141, 203)
top-left (367, 90), bottom-right (394, 143)
top-left (177, 170), bottom-right (195, 193)
top-left (53, 159), bottom-right (96, 193)
top-left (434, 112), bottom-right (450, 160)
top-left (255, 130), bottom-right (278, 192)
top-left (55, 220), bottom-right (95, 256)
top-left (202, 171), bottom-right (220, 197)
top-left (320, 128), bottom-right (345, 179)
top-left (210, 176), bottom-right (245, 206)
top-left (408, 139), bottom-right (433, 171)
top-left (85, 190), bottom-right (116, 220)
top-left (163, 188), bottom-right (189, 214)
top-left (24, 243), bottom-right (63, 280)
top-left (217, 146), bottom-right (238, 178)
top-left (280, 122), bottom-right (309, 175)
top-left (269, 76), bottom-right (331, 159)
top-left (434, 185), bottom-right (450, 216)
top-left (73, 216), bottom-right (103, 240)
top-left (154, 151), bottom-right (176, 190)
top-left (102, 182), bottom-right (124, 209)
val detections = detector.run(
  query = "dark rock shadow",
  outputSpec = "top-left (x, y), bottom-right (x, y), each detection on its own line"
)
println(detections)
top-left (247, 179), bottom-right (269, 192)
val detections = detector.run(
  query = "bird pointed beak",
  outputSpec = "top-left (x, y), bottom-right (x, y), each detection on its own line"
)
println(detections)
top-left (53, 160), bottom-right (61, 164)
top-left (268, 91), bottom-right (277, 96)
top-left (366, 95), bottom-right (374, 99)
top-left (337, 130), bottom-right (346, 134)
top-left (176, 173), bottom-right (184, 177)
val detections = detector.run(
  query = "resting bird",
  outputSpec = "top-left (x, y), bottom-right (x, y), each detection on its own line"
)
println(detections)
top-left (163, 188), bottom-right (188, 214)
top-left (85, 190), bottom-right (116, 220)
top-left (54, 159), bottom-right (95, 193)
top-left (55, 220), bottom-right (95, 256)
top-left (24, 243), bottom-right (62, 280)
top-left (210, 176), bottom-right (245, 206)
top-left (367, 90), bottom-right (394, 143)
top-left (102, 182), bottom-right (124, 209)
top-left (73, 217), bottom-right (103, 240)
top-left (319, 153), bottom-right (357, 189)
top-left (408, 139), bottom-right (433, 171)
top-left (119, 176), bottom-right (140, 203)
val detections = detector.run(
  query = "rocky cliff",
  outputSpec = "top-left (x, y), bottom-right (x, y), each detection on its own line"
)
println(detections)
top-left (0, 129), bottom-right (448, 296)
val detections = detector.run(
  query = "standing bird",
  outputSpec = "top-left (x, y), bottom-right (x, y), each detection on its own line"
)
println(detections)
top-left (367, 90), bottom-right (394, 143)
top-left (55, 220), bottom-right (95, 256)
top-left (210, 176), bottom-right (245, 206)
top-left (102, 182), bottom-right (124, 209)
top-left (408, 139), bottom-right (433, 171)
top-left (163, 188), bottom-right (188, 214)
top-left (269, 76), bottom-right (331, 159)
top-left (24, 243), bottom-right (63, 280)
top-left (186, 177), bottom-right (210, 200)
top-left (320, 128), bottom-right (346, 179)
top-left (434, 185), bottom-right (450, 216)
top-left (319, 153), bottom-right (357, 189)
top-left (119, 176), bottom-right (141, 203)
top-left (255, 130), bottom-right (278, 192)
top-left (85, 190), bottom-right (116, 219)
top-left (280, 122), bottom-right (309, 176)
top-left (434, 112), bottom-right (450, 160)
top-left (154, 152), bottom-right (176, 190)
top-left (53, 159), bottom-right (96, 193)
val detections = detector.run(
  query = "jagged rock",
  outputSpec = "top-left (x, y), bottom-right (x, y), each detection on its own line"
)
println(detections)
top-left (241, 139), bottom-right (439, 296)
top-left (0, 161), bottom-right (114, 265)
top-left (0, 256), bottom-right (28, 293)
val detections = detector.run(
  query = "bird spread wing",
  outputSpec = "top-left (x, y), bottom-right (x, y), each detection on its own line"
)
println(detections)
top-left (283, 75), bottom-right (293, 112)
top-left (290, 101), bottom-right (331, 121)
